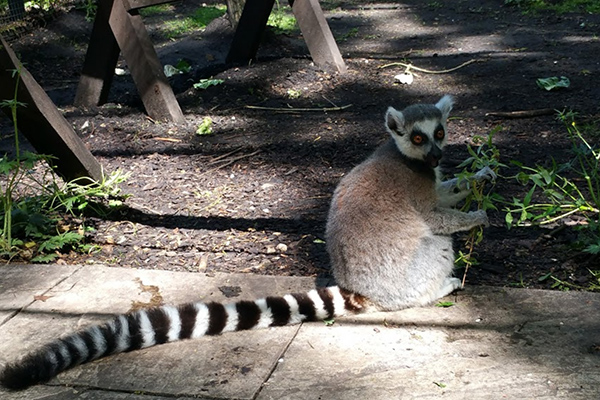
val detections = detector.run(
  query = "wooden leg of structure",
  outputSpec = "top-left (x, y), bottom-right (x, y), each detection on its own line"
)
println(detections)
top-left (109, 0), bottom-right (185, 123)
top-left (75, 0), bottom-right (184, 123)
top-left (290, 0), bottom-right (346, 73)
top-left (74, 0), bottom-right (121, 107)
top-left (0, 36), bottom-right (103, 182)
top-left (226, 0), bottom-right (275, 64)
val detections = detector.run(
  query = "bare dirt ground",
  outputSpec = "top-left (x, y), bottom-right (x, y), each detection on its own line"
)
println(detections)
top-left (2, 0), bottom-right (599, 290)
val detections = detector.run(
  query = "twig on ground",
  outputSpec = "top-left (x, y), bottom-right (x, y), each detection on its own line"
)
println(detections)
top-left (379, 59), bottom-right (481, 73)
top-left (485, 109), bottom-right (556, 119)
top-left (201, 150), bottom-right (262, 176)
top-left (245, 104), bottom-right (352, 113)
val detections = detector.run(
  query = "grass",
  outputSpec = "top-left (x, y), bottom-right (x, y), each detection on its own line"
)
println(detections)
top-left (267, 2), bottom-right (298, 34)
top-left (162, 5), bottom-right (226, 39)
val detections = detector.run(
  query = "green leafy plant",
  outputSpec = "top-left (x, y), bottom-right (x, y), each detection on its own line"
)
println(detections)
top-left (504, 111), bottom-right (600, 254)
top-left (454, 128), bottom-right (505, 285)
top-left (193, 78), bottom-right (224, 90)
top-left (0, 67), bottom-right (128, 262)
top-left (196, 117), bottom-right (213, 135)
top-left (286, 89), bottom-right (302, 99)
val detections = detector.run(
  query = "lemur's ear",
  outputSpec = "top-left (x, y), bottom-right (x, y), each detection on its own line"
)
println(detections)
top-left (385, 107), bottom-right (406, 136)
top-left (435, 95), bottom-right (454, 120)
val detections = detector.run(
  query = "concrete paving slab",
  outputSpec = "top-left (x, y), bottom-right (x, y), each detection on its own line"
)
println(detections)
top-left (0, 265), bottom-right (314, 399)
top-left (258, 286), bottom-right (600, 400)
top-left (0, 264), bottom-right (81, 324)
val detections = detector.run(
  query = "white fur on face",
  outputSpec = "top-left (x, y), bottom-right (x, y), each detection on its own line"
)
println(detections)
top-left (391, 117), bottom-right (447, 162)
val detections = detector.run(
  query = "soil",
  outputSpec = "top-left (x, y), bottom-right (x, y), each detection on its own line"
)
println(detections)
top-left (1, 0), bottom-right (599, 290)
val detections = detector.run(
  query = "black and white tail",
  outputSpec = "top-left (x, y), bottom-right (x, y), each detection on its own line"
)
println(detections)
top-left (0, 286), bottom-right (367, 390)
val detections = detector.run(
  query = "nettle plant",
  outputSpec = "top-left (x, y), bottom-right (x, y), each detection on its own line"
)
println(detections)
top-left (0, 68), bottom-right (128, 262)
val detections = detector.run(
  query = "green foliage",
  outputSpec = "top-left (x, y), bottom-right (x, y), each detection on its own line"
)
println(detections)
top-left (163, 5), bottom-right (226, 38)
top-left (286, 89), bottom-right (302, 99)
top-left (504, 111), bottom-right (600, 254)
top-left (196, 117), bottom-right (213, 135)
top-left (536, 76), bottom-right (570, 91)
top-left (139, 3), bottom-right (172, 17)
top-left (267, 2), bottom-right (298, 34)
top-left (0, 67), bottom-right (128, 263)
top-left (454, 129), bottom-right (504, 284)
top-left (193, 78), bottom-right (224, 90)
top-left (538, 269), bottom-right (600, 292)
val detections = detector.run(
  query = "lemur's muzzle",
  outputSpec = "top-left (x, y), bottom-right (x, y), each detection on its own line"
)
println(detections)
top-left (425, 145), bottom-right (442, 168)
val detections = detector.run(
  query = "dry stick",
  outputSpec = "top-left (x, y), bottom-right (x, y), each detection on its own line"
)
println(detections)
top-left (485, 109), bottom-right (556, 119)
top-left (245, 104), bottom-right (353, 113)
top-left (200, 150), bottom-right (262, 176)
top-left (206, 148), bottom-right (244, 166)
top-left (379, 59), bottom-right (481, 73)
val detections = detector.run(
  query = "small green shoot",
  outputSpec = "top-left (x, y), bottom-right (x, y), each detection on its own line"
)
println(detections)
top-left (433, 382), bottom-right (447, 388)
top-left (193, 78), bottom-right (224, 90)
top-left (436, 301), bottom-right (454, 308)
top-left (196, 117), bottom-right (213, 135)
top-left (287, 89), bottom-right (302, 99)
top-left (323, 318), bottom-right (335, 326)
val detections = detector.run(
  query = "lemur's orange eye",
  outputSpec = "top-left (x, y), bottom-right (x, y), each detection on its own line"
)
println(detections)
top-left (411, 135), bottom-right (424, 145)
top-left (435, 129), bottom-right (445, 140)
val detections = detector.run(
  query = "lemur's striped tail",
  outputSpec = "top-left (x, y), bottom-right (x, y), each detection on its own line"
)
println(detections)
top-left (0, 286), bottom-right (367, 390)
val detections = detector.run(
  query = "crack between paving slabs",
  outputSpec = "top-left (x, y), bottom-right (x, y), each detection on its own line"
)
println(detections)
top-left (0, 265), bottom-right (85, 327)
top-left (252, 323), bottom-right (304, 400)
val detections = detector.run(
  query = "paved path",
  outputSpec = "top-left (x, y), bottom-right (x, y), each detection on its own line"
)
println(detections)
top-left (0, 264), bottom-right (599, 399)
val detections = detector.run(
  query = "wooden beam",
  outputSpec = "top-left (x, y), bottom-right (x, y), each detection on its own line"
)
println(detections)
top-left (0, 36), bottom-right (103, 182)
top-left (75, 0), bottom-right (185, 123)
top-left (109, 0), bottom-right (185, 123)
top-left (74, 0), bottom-right (121, 107)
top-left (290, 0), bottom-right (346, 73)
top-left (226, 0), bottom-right (275, 64)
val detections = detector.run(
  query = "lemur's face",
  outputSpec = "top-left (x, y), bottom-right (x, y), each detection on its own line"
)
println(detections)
top-left (385, 96), bottom-right (453, 168)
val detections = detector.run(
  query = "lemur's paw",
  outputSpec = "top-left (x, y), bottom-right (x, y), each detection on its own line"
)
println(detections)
top-left (475, 166), bottom-right (497, 183)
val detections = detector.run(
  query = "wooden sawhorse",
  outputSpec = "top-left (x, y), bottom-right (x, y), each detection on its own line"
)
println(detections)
top-left (76, 0), bottom-right (346, 123)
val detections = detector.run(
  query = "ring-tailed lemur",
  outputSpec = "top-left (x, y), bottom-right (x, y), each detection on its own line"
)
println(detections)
top-left (0, 95), bottom-right (494, 390)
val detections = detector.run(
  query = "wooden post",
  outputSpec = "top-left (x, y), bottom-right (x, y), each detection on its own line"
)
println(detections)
top-left (226, 0), bottom-right (275, 64)
top-left (290, 0), bottom-right (346, 73)
top-left (227, 0), bottom-right (346, 73)
top-left (0, 36), bottom-right (103, 182)
top-left (74, 0), bottom-right (121, 107)
top-left (109, 1), bottom-right (185, 123)
top-left (75, 0), bottom-right (185, 123)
